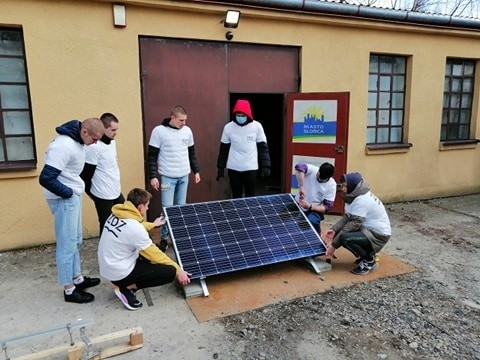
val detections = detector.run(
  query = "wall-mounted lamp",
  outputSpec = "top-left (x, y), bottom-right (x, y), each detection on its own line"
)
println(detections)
top-left (223, 10), bottom-right (241, 29)
top-left (113, 4), bottom-right (126, 28)
top-left (222, 10), bottom-right (240, 41)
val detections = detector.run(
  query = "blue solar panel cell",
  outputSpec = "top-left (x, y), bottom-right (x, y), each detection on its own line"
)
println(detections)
top-left (164, 193), bottom-right (326, 280)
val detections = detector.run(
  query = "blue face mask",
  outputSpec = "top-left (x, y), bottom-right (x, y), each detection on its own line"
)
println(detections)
top-left (236, 115), bottom-right (248, 125)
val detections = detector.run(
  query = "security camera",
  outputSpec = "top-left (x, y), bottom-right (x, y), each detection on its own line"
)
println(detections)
top-left (225, 31), bottom-right (234, 41)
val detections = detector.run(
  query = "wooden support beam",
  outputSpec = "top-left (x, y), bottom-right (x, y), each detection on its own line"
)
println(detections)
top-left (11, 327), bottom-right (143, 360)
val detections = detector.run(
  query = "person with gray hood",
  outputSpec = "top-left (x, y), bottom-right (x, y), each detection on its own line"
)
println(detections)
top-left (324, 172), bottom-right (391, 275)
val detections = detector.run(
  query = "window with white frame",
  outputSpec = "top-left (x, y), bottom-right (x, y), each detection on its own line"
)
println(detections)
top-left (441, 59), bottom-right (475, 142)
top-left (0, 28), bottom-right (36, 170)
top-left (367, 54), bottom-right (407, 145)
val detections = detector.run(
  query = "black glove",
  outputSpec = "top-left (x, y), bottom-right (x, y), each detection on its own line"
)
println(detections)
top-left (216, 168), bottom-right (225, 181)
top-left (261, 167), bottom-right (271, 177)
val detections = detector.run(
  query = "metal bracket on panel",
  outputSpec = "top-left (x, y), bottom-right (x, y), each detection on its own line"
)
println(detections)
top-left (200, 278), bottom-right (209, 297)
top-left (304, 256), bottom-right (320, 273)
top-left (183, 278), bottom-right (210, 298)
top-left (303, 256), bottom-right (332, 274)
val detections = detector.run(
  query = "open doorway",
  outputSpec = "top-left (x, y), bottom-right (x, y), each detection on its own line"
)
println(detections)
top-left (230, 93), bottom-right (284, 196)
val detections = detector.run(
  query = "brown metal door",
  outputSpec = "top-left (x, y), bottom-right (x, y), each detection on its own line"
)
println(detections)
top-left (140, 38), bottom-right (229, 218)
top-left (227, 44), bottom-right (299, 92)
top-left (140, 38), bottom-right (299, 219)
top-left (285, 92), bottom-right (350, 214)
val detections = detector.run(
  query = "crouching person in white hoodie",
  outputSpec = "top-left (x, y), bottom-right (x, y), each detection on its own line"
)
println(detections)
top-left (98, 188), bottom-right (191, 310)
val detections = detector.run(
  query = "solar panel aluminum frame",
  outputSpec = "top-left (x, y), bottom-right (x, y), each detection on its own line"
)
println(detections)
top-left (164, 193), bottom-right (327, 281)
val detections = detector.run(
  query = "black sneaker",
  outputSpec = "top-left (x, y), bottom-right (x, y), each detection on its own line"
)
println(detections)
top-left (114, 287), bottom-right (143, 311)
top-left (75, 276), bottom-right (101, 290)
top-left (64, 288), bottom-right (95, 303)
top-left (159, 239), bottom-right (169, 252)
top-left (351, 260), bottom-right (378, 275)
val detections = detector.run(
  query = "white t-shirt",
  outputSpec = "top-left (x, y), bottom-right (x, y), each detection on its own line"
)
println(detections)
top-left (345, 191), bottom-right (391, 236)
top-left (149, 125), bottom-right (194, 178)
top-left (98, 216), bottom-right (152, 281)
top-left (84, 139), bottom-right (121, 200)
top-left (295, 164), bottom-right (336, 210)
top-left (220, 121), bottom-right (267, 171)
top-left (42, 135), bottom-right (85, 199)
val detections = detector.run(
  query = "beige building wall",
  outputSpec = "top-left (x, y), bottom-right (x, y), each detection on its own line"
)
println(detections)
top-left (0, 0), bottom-right (479, 250)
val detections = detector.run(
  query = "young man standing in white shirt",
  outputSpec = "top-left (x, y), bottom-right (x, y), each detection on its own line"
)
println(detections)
top-left (81, 113), bottom-right (124, 235)
top-left (39, 118), bottom-right (104, 303)
top-left (147, 105), bottom-right (201, 251)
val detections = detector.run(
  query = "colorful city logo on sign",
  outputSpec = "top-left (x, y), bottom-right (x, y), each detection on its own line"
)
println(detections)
top-left (292, 100), bottom-right (337, 144)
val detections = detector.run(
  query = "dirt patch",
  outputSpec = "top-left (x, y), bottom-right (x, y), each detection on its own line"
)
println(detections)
top-left (186, 249), bottom-right (415, 322)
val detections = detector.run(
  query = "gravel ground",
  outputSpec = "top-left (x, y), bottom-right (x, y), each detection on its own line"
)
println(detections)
top-left (222, 272), bottom-right (480, 360)
top-left (220, 195), bottom-right (480, 360)
top-left (0, 194), bottom-right (479, 360)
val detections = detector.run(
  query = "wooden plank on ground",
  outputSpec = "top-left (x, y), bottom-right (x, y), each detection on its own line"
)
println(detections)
top-left (11, 327), bottom-right (143, 360)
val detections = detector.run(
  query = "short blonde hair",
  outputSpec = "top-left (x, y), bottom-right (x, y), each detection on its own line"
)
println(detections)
top-left (171, 105), bottom-right (187, 117)
top-left (82, 118), bottom-right (104, 138)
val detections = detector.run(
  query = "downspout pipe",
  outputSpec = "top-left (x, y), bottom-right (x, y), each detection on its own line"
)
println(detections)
top-left (186, 0), bottom-right (480, 31)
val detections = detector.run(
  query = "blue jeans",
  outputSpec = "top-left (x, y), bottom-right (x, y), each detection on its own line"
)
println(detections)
top-left (47, 195), bottom-right (82, 286)
top-left (161, 174), bottom-right (189, 239)
top-left (306, 211), bottom-right (324, 233)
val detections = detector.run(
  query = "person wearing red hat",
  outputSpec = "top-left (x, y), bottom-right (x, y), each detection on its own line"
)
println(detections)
top-left (216, 99), bottom-right (271, 198)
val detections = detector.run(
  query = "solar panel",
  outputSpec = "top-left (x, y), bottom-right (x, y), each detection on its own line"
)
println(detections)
top-left (164, 193), bottom-right (326, 281)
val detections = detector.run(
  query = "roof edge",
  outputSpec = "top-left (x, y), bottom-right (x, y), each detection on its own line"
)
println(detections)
top-left (184, 0), bottom-right (480, 31)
